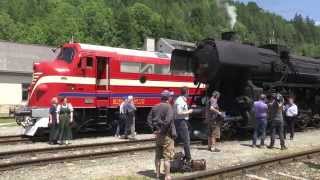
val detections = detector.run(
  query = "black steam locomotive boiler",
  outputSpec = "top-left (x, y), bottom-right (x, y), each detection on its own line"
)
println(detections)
top-left (171, 32), bottom-right (320, 138)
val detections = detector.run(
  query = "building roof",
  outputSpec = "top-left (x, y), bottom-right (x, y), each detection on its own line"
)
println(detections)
top-left (156, 38), bottom-right (196, 54)
top-left (160, 38), bottom-right (196, 48)
top-left (0, 41), bottom-right (56, 73)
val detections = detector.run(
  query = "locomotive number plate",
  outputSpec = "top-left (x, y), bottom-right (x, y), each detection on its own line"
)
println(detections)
top-left (112, 98), bottom-right (145, 105)
top-left (84, 98), bottom-right (94, 104)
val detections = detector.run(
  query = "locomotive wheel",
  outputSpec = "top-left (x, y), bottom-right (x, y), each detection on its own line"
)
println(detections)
top-left (311, 116), bottom-right (320, 128)
top-left (295, 114), bottom-right (309, 130)
top-left (221, 121), bottom-right (237, 140)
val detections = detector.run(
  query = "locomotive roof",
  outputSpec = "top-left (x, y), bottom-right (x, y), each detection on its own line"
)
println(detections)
top-left (79, 43), bottom-right (171, 60)
top-left (215, 40), bottom-right (260, 67)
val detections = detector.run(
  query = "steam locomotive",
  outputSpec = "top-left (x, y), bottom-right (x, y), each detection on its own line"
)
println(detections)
top-left (171, 32), bottom-right (320, 137)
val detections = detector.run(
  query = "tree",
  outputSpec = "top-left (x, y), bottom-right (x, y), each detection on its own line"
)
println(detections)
top-left (0, 0), bottom-right (319, 57)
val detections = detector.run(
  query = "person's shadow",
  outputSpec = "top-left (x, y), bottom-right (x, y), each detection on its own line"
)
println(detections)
top-left (137, 170), bottom-right (158, 179)
top-left (304, 161), bottom-right (320, 169)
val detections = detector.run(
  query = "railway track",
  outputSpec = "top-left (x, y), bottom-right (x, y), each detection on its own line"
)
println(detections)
top-left (0, 135), bottom-right (34, 145)
top-left (0, 138), bottom-right (202, 171)
top-left (0, 138), bottom-right (156, 171)
top-left (0, 132), bottom-right (119, 145)
top-left (174, 147), bottom-right (320, 180)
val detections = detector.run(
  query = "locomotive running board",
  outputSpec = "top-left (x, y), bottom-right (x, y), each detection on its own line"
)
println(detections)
top-left (263, 82), bottom-right (320, 88)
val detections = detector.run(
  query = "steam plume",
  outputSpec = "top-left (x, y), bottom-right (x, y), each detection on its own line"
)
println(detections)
top-left (225, 3), bottom-right (237, 29)
top-left (216, 0), bottom-right (238, 29)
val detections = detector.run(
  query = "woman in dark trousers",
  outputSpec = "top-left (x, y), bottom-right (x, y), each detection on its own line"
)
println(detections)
top-left (284, 96), bottom-right (298, 140)
top-left (56, 97), bottom-right (73, 145)
top-left (48, 97), bottom-right (59, 144)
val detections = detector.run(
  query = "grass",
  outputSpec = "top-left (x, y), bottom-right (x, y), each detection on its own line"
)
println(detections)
top-left (95, 176), bottom-right (151, 180)
top-left (0, 117), bottom-right (17, 127)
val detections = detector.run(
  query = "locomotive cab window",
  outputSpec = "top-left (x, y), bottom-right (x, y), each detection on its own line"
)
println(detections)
top-left (86, 57), bottom-right (93, 67)
top-left (78, 57), bottom-right (93, 68)
top-left (58, 47), bottom-right (75, 63)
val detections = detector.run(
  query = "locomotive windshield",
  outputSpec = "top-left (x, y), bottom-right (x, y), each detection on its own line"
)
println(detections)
top-left (57, 47), bottom-right (75, 63)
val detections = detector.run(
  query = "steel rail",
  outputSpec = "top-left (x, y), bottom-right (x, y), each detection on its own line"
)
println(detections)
top-left (173, 147), bottom-right (320, 180)
top-left (0, 135), bottom-right (45, 145)
top-left (0, 135), bottom-right (22, 139)
top-left (0, 138), bottom-right (155, 157)
top-left (0, 136), bottom-right (31, 144)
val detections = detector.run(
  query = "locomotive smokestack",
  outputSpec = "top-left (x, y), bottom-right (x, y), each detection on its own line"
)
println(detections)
top-left (221, 31), bottom-right (239, 41)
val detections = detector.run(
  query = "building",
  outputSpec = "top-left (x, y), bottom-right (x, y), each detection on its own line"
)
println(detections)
top-left (0, 41), bottom-right (56, 116)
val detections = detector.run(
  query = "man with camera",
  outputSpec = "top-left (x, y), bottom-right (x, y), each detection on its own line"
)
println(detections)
top-left (268, 93), bottom-right (287, 150)
top-left (206, 91), bottom-right (224, 152)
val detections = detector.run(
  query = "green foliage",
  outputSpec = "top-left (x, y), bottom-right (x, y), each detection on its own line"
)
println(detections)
top-left (0, 0), bottom-right (319, 57)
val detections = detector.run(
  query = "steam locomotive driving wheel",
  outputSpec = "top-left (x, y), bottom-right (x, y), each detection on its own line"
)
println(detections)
top-left (295, 113), bottom-right (310, 130)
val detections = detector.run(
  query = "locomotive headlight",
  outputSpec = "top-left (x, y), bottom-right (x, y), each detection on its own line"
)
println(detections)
top-left (33, 62), bottom-right (40, 72)
top-left (21, 116), bottom-right (33, 127)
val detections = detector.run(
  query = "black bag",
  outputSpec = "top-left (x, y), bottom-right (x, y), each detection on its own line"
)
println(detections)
top-left (170, 152), bottom-right (192, 173)
top-left (191, 159), bottom-right (206, 171)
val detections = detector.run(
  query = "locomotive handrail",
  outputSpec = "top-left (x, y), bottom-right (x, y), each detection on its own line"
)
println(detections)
top-left (263, 82), bottom-right (320, 88)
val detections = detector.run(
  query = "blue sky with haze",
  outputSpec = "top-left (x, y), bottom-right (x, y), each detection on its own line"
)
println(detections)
top-left (237, 0), bottom-right (320, 25)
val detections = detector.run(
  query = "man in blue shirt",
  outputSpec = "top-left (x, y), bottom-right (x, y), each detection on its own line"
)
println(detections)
top-left (252, 94), bottom-right (268, 148)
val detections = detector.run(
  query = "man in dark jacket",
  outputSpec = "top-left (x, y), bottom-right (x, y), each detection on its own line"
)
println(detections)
top-left (123, 95), bottom-right (136, 139)
top-left (268, 93), bottom-right (287, 150)
top-left (147, 90), bottom-right (176, 180)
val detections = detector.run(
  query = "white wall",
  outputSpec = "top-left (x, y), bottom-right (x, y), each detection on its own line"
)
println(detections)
top-left (0, 83), bottom-right (22, 105)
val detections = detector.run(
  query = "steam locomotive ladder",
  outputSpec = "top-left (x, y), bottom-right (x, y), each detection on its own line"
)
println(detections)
top-left (264, 51), bottom-right (298, 90)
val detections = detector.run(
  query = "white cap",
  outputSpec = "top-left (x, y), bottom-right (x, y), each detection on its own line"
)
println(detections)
top-left (127, 95), bottom-right (133, 100)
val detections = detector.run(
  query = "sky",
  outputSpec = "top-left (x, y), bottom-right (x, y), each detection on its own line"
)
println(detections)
top-left (237, 0), bottom-right (320, 25)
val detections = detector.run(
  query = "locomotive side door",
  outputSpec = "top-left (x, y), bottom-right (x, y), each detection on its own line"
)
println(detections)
top-left (96, 56), bottom-right (109, 91)
top-left (96, 56), bottom-right (110, 107)
top-left (79, 56), bottom-right (96, 91)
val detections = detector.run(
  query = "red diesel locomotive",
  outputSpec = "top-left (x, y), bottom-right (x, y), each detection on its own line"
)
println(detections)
top-left (15, 43), bottom-right (204, 136)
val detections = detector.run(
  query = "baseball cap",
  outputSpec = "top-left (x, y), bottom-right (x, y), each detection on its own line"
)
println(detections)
top-left (161, 90), bottom-right (174, 98)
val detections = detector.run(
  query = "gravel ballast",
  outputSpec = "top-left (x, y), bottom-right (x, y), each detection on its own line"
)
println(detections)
top-left (1, 129), bottom-right (320, 179)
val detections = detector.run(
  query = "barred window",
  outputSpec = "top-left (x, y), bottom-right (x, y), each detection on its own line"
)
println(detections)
top-left (120, 61), bottom-right (170, 75)
top-left (120, 62), bottom-right (141, 73)
top-left (22, 83), bottom-right (29, 101)
top-left (154, 64), bottom-right (170, 74)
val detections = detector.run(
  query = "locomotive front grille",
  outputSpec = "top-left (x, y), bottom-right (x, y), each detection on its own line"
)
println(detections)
top-left (31, 72), bottom-right (42, 85)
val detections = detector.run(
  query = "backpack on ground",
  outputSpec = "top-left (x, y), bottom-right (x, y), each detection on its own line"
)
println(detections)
top-left (170, 152), bottom-right (206, 173)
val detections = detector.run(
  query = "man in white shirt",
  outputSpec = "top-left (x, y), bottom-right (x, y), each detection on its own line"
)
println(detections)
top-left (174, 87), bottom-right (193, 162)
top-left (284, 96), bottom-right (298, 140)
